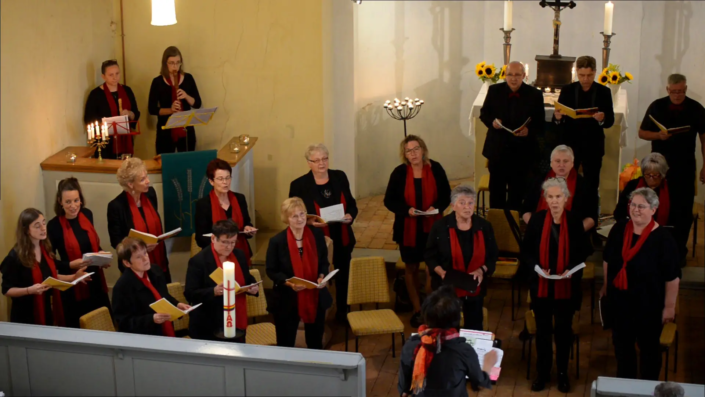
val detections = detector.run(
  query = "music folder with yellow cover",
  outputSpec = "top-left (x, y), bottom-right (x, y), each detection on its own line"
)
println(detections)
top-left (42, 272), bottom-right (95, 292)
top-left (648, 115), bottom-right (690, 135)
top-left (209, 268), bottom-right (263, 294)
top-left (286, 269), bottom-right (339, 290)
top-left (149, 298), bottom-right (201, 321)
top-left (554, 102), bottom-right (599, 119)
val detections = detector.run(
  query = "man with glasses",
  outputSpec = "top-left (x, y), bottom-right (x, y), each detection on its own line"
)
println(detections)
top-left (480, 61), bottom-right (545, 210)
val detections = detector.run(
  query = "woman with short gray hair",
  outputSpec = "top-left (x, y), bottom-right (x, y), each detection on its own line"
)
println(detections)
top-left (602, 186), bottom-right (680, 380)
top-left (425, 185), bottom-right (498, 331)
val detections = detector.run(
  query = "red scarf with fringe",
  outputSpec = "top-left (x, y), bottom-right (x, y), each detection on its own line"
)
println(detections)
top-left (410, 325), bottom-right (459, 395)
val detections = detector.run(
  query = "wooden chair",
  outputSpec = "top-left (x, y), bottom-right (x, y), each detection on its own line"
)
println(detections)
top-left (345, 257), bottom-right (405, 357)
top-left (246, 269), bottom-right (276, 346)
top-left (485, 209), bottom-right (522, 320)
top-left (167, 282), bottom-right (190, 337)
top-left (477, 174), bottom-right (490, 218)
top-left (190, 234), bottom-right (201, 258)
top-left (661, 295), bottom-right (680, 381)
top-left (79, 307), bottom-right (115, 332)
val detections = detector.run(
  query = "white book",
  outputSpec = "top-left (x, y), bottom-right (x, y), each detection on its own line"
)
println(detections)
top-left (129, 228), bottom-right (182, 244)
top-left (413, 208), bottom-right (440, 216)
top-left (319, 204), bottom-right (347, 223)
top-left (82, 252), bottom-right (113, 267)
top-left (534, 263), bottom-right (586, 280)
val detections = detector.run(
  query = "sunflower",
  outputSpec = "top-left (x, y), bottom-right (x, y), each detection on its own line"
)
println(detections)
top-left (624, 72), bottom-right (634, 81)
top-left (602, 67), bottom-right (609, 75)
top-left (598, 72), bottom-right (610, 85)
top-left (499, 65), bottom-right (507, 79)
top-left (476, 67), bottom-right (485, 77)
top-left (609, 71), bottom-right (620, 84)
top-left (477, 61), bottom-right (486, 69)
top-left (484, 64), bottom-right (496, 78)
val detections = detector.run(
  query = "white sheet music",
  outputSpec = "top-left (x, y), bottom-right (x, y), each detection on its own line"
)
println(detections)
top-left (102, 115), bottom-right (130, 135)
top-left (319, 204), bottom-right (346, 223)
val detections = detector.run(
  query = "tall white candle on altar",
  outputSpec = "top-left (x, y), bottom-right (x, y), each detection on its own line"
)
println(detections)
top-left (223, 261), bottom-right (236, 338)
top-left (604, 1), bottom-right (614, 35)
top-left (503, 0), bottom-right (513, 31)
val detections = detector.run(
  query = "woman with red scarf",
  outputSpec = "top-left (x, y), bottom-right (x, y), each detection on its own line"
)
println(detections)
top-left (47, 178), bottom-right (111, 328)
top-left (521, 178), bottom-right (592, 393)
top-left (384, 135), bottom-right (451, 327)
top-left (266, 198), bottom-right (332, 349)
top-left (194, 159), bottom-right (256, 260)
top-left (84, 60), bottom-right (140, 159)
top-left (113, 237), bottom-right (190, 336)
top-left (108, 158), bottom-right (172, 282)
top-left (148, 46), bottom-right (202, 154)
top-left (289, 143), bottom-right (357, 323)
top-left (398, 286), bottom-right (495, 397)
top-left (185, 219), bottom-right (258, 341)
top-left (602, 187), bottom-right (680, 380)
top-left (425, 185), bottom-right (498, 331)
top-left (1, 209), bottom-right (90, 326)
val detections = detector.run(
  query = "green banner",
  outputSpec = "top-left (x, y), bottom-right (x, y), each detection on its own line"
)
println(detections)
top-left (161, 150), bottom-right (218, 237)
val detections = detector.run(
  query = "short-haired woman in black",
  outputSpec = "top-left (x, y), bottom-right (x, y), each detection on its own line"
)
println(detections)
top-left (398, 285), bottom-right (496, 397)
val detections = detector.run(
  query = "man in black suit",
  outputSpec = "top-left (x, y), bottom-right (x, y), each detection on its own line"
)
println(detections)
top-left (480, 61), bottom-right (545, 210)
top-left (553, 55), bottom-right (615, 194)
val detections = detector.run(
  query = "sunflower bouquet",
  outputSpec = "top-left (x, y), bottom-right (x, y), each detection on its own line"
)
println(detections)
top-left (476, 62), bottom-right (507, 84)
top-left (597, 64), bottom-right (634, 85)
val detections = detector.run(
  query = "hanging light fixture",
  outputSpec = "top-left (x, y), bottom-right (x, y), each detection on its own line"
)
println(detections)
top-left (151, 0), bottom-right (177, 26)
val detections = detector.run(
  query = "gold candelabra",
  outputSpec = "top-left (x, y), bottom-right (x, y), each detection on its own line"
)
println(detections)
top-left (87, 121), bottom-right (110, 162)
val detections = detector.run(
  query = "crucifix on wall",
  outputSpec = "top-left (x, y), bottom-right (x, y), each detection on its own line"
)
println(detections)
top-left (534, 0), bottom-right (577, 92)
top-left (539, 0), bottom-right (576, 58)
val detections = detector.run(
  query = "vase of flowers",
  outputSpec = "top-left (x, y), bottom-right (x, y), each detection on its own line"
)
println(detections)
top-left (476, 62), bottom-right (506, 87)
top-left (597, 64), bottom-right (633, 106)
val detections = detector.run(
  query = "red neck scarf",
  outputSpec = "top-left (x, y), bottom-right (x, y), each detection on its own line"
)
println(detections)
top-left (286, 227), bottom-right (319, 324)
top-left (133, 269), bottom-right (175, 337)
top-left (314, 193), bottom-right (350, 247)
top-left (411, 325), bottom-right (460, 395)
top-left (102, 83), bottom-right (133, 155)
top-left (636, 178), bottom-right (670, 225)
top-left (210, 243), bottom-right (248, 329)
top-left (59, 213), bottom-right (108, 301)
top-left (537, 169), bottom-right (577, 212)
top-left (448, 226), bottom-right (485, 297)
top-left (614, 219), bottom-right (656, 290)
top-left (404, 164), bottom-right (440, 247)
top-left (126, 192), bottom-right (168, 274)
top-left (209, 190), bottom-right (252, 266)
top-left (538, 211), bottom-right (571, 299)
top-left (31, 246), bottom-right (65, 326)
top-left (166, 74), bottom-right (187, 142)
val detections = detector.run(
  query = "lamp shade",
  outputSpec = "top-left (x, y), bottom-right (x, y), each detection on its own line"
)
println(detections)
top-left (151, 0), bottom-right (177, 26)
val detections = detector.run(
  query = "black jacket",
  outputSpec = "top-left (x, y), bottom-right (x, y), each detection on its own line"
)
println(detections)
top-left (265, 227), bottom-right (332, 314)
top-left (289, 169), bottom-right (358, 250)
top-left (83, 85), bottom-right (141, 159)
top-left (112, 265), bottom-right (178, 336)
top-left (107, 187), bottom-right (168, 272)
top-left (479, 82), bottom-right (545, 163)
top-left (425, 213), bottom-right (498, 293)
top-left (521, 172), bottom-right (598, 226)
top-left (184, 246), bottom-right (255, 338)
top-left (384, 160), bottom-right (451, 243)
top-left (194, 192), bottom-right (253, 249)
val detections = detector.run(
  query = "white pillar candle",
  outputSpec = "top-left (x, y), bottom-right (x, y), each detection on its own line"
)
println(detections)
top-left (604, 1), bottom-right (614, 35)
top-left (87, 125), bottom-right (93, 140)
top-left (503, 1), bottom-right (513, 31)
top-left (223, 261), bottom-right (236, 338)
top-left (103, 123), bottom-right (108, 140)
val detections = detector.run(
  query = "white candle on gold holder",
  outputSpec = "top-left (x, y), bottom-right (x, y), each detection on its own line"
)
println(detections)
top-left (223, 261), bottom-right (236, 338)
top-left (604, 1), bottom-right (614, 36)
top-left (503, 1), bottom-right (513, 31)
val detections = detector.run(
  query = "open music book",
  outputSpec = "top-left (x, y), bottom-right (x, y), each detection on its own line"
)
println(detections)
top-left (42, 272), bottom-right (95, 291)
top-left (534, 263), bottom-right (586, 279)
top-left (554, 102), bottom-right (599, 119)
top-left (208, 268), bottom-right (262, 293)
top-left (648, 115), bottom-right (690, 135)
top-left (494, 117), bottom-right (531, 134)
top-left (287, 269), bottom-right (339, 289)
top-left (150, 298), bottom-right (201, 321)
top-left (128, 228), bottom-right (182, 245)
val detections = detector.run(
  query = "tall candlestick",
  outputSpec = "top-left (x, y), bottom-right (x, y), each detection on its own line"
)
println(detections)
top-left (503, 1), bottom-right (513, 31)
top-left (604, 1), bottom-right (614, 36)
top-left (223, 261), bottom-right (236, 338)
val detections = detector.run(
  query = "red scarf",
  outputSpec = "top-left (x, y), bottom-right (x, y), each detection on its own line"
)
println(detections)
top-left (58, 213), bottom-right (108, 301)
top-left (537, 169), bottom-right (577, 212)
top-left (31, 246), bottom-right (65, 326)
top-left (448, 227), bottom-right (485, 297)
top-left (404, 164), bottom-right (440, 247)
top-left (287, 227), bottom-right (319, 324)
top-left (410, 325), bottom-right (459, 395)
top-left (166, 74), bottom-right (187, 142)
top-left (102, 83), bottom-right (134, 155)
top-left (209, 190), bottom-right (252, 266)
top-left (126, 192), bottom-right (168, 274)
top-left (314, 193), bottom-right (351, 247)
top-left (210, 244), bottom-right (248, 329)
top-left (538, 211), bottom-right (571, 299)
top-left (636, 178), bottom-right (670, 225)
top-left (614, 219), bottom-right (656, 290)
top-left (133, 270), bottom-right (175, 337)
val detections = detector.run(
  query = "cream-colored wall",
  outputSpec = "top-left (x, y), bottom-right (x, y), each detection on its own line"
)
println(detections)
top-left (0, 0), bottom-right (117, 321)
top-left (118, 0), bottom-right (324, 230)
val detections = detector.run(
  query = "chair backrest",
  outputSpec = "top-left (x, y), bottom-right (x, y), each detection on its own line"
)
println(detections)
top-left (167, 282), bottom-right (189, 332)
top-left (79, 307), bottom-right (115, 332)
top-left (324, 236), bottom-right (334, 268)
top-left (347, 257), bottom-right (390, 306)
top-left (486, 209), bottom-right (521, 254)
top-left (190, 234), bottom-right (201, 258)
top-left (246, 269), bottom-right (269, 318)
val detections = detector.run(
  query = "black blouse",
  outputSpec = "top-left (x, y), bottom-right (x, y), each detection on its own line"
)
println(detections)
top-left (84, 85), bottom-right (141, 125)
top-left (148, 73), bottom-right (202, 130)
top-left (193, 192), bottom-right (253, 249)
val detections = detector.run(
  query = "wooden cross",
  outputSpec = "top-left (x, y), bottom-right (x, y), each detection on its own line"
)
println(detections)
top-left (540, 0), bottom-right (576, 57)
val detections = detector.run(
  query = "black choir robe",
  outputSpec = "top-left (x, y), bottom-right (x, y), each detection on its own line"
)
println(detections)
top-left (479, 82), bottom-right (545, 164)
top-left (521, 172), bottom-right (598, 226)
top-left (84, 85), bottom-right (141, 159)
top-left (265, 227), bottom-right (332, 315)
top-left (194, 192), bottom-right (254, 250)
top-left (184, 246), bottom-right (256, 339)
top-left (112, 265), bottom-right (178, 336)
top-left (148, 73), bottom-right (202, 154)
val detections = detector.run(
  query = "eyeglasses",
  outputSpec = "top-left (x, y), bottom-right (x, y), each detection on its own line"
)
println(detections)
top-left (643, 173), bottom-right (662, 180)
top-left (290, 213), bottom-right (307, 221)
top-left (405, 146), bottom-right (422, 154)
top-left (506, 73), bottom-right (524, 78)
top-left (629, 203), bottom-right (651, 211)
top-left (214, 176), bottom-right (232, 182)
top-left (308, 157), bottom-right (329, 165)
top-left (216, 239), bottom-right (237, 247)
top-left (668, 89), bottom-right (686, 95)
top-left (167, 61), bottom-right (182, 67)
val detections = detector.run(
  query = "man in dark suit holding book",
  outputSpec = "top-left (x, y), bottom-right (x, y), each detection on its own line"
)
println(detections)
top-left (480, 61), bottom-right (545, 210)
top-left (553, 55), bottom-right (615, 195)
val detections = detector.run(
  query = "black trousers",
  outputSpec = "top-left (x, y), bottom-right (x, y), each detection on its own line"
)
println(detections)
top-left (332, 245), bottom-right (352, 319)
top-left (273, 306), bottom-right (326, 349)
top-left (156, 128), bottom-right (196, 154)
top-left (666, 164), bottom-right (696, 261)
top-left (612, 309), bottom-right (663, 380)
top-left (488, 160), bottom-right (530, 210)
top-left (533, 297), bottom-right (574, 377)
top-left (573, 150), bottom-right (603, 195)
top-left (461, 296), bottom-right (484, 331)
